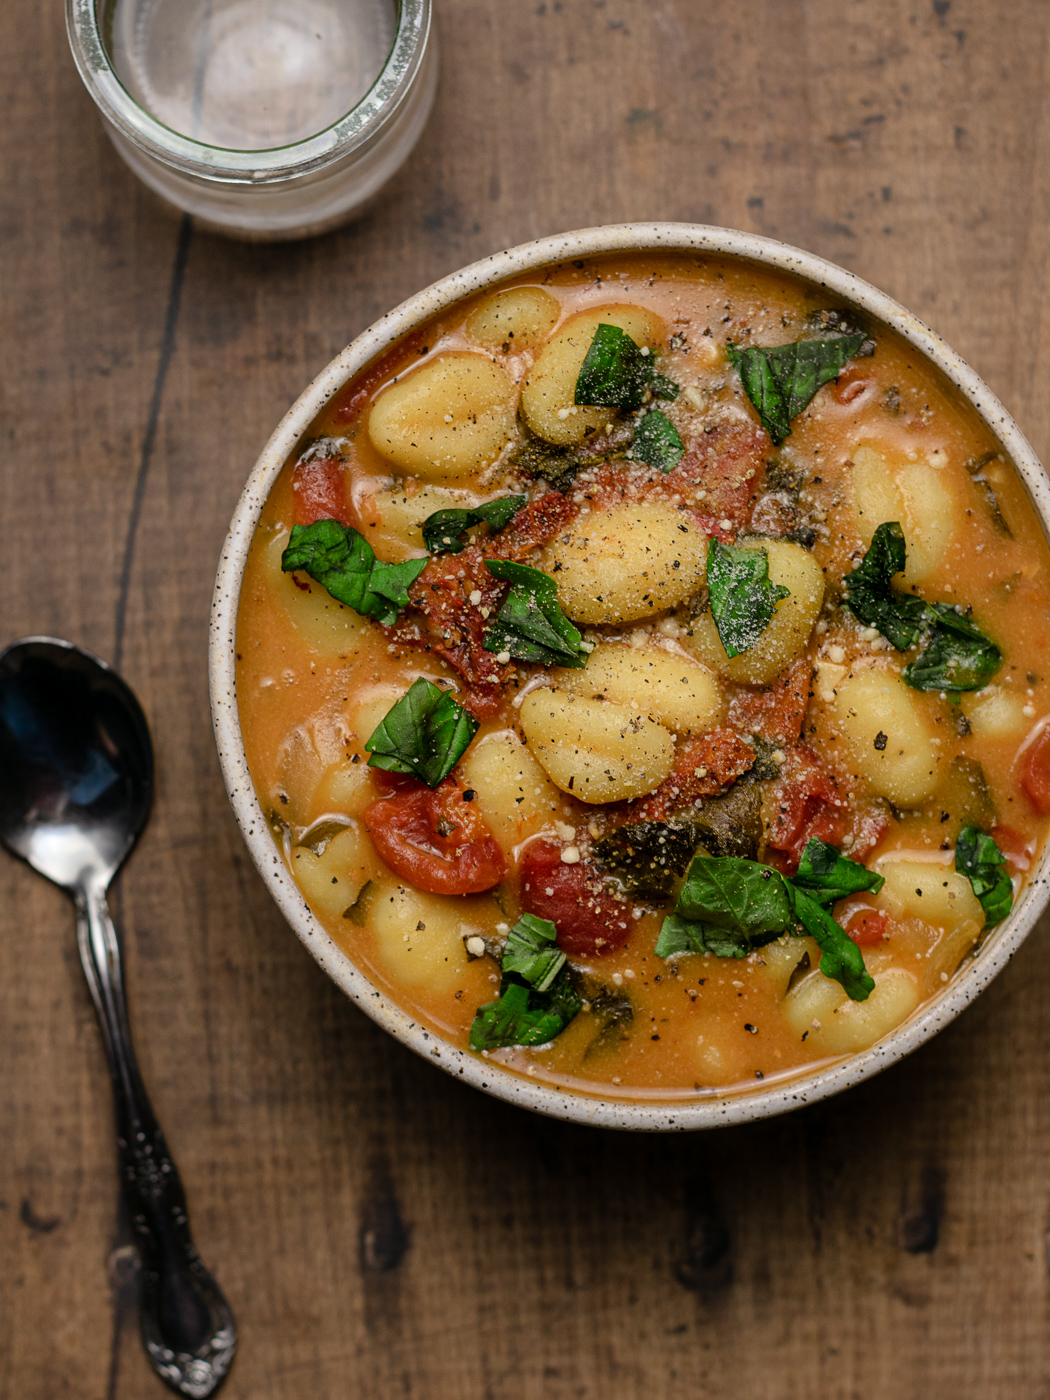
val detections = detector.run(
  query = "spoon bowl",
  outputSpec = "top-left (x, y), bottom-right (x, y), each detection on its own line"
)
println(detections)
top-left (0, 637), bottom-right (236, 1398)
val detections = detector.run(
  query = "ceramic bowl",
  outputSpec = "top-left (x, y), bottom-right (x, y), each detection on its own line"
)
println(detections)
top-left (210, 222), bottom-right (1050, 1130)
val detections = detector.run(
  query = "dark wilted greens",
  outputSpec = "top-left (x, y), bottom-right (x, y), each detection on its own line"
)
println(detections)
top-left (592, 821), bottom-right (701, 899)
top-left (843, 522), bottom-right (1002, 692)
top-left (574, 324), bottom-right (679, 412)
top-left (421, 495), bottom-right (526, 554)
top-left (482, 558), bottom-right (587, 668)
top-left (281, 518), bottom-right (428, 626)
top-left (707, 540), bottom-right (790, 657)
top-left (365, 677), bottom-right (478, 788)
top-left (955, 825), bottom-right (1013, 927)
top-left (726, 333), bottom-right (868, 445)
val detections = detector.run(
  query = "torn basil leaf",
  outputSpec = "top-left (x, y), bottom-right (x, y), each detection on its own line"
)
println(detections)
top-left (482, 558), bottom-right (587, 668)
top-left (574, 323), bottom-right (679, 412)
top-left (955, 825), bottom-right (1013, 927)
top-left (707, 539), bottom-right (790, 658)
top-left (629, 409), bottom-right (684, 473)
top-left (365, 677), bottom-right (478, 788)
top-left (726, 333), bottom-right (868, 445)
top-left (787, 884), bottom-right (875, 1002)
top-left (469, 952), bottom-right (582, 1051)
top-left (421, 495), bottom-right (527, 555)
top-left (793, 837), bottom-right (885, 907)
top-left (655, 847), bottom-right (876, 1002)
top-left (844, 522), bottom-right (1002, 691)
top-left (282, 519), bottom-right (427, 626)
top-left (500, 913), bottom-right (566, 993)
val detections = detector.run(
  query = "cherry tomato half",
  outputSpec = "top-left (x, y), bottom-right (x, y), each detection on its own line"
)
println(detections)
top-left (519, 839), bottom-right (631, 956)
top-left (364, 780), bottom-right (506, 895)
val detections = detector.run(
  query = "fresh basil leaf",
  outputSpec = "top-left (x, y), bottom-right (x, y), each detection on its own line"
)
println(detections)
top-left (842, 521), bottom-right (927, 650)
top-left (365, 676), bottom-right (478, 788)
top-left (574, 323), bottom-right (679, 412)
top-left (629, 409), bottom-right (684, 472)
top-left (654, 914), bottom-right (755, 959)
top-left (482, 558), bottom-right (587, 668)
top-left (788, 884), bottom-right (875, 1002)
top-left (674, 854), bottom-right (793, 939)
top-left (727, 334), bottom-right (867, 445)
top-left (955, 824), bottom-right (1013, 927)
top-left (282, 519), bottom-right (427, 626)
top-left (844, 522), bottom-right (1002, 691)
top-left (902, 606), bottom-right (1003, 692)
top-left (793, 838), bottom-right (885, 907)
top-left (501, 912), bottom-right (566, 993)
top-left (707, 539), bottom-right (791, 658)
top-left (469, 967), bottom-right (582, 1050)
top-left (592, 821), bottom-right (700, 899)
top-left (421, 495), bottom-right (527, 555)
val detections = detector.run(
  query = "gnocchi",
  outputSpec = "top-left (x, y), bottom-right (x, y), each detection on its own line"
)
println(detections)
top-left (466, 286), bottom-right (560, 351)
top-left (519, 690), bottom-right (675, 802)
top-left (834, 668), bottom-right (942, 806)
top-left (554, 641), bottom-right (723, 734)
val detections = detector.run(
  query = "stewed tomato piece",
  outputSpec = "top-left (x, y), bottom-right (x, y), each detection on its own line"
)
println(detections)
top-left (364, 779), bottom-right (506, 895)
top-left (1020, 726), bottom-right (1050, 815)
top-left (519, 839), bottom-right (631, 956)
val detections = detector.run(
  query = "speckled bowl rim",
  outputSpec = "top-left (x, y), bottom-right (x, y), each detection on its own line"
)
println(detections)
top-left (210, 222), bottom-right (1050, 1131)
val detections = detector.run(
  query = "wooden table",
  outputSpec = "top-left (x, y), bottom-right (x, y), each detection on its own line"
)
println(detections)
top-left (4, 2), bottom-right (1050, 1395)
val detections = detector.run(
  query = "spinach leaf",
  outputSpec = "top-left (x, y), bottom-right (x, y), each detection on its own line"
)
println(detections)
top-left (955, 825), bottom-right (1013, 927)
top-left (482, 558), bottom-right (587, 668)
top-left (500, 913), bottom-right (566, 993)
top-left (843, 522), bottom-right (1002, 691)
top-left (365, 677), bottom-right (478, 788)
top-left (592, 821), bottom-right (700, 899)
top-left (655, 847), bottom-right (876, 1002)
top-left (282, 518), bottom-right (427, 626)
top-left (726, 333), bottom-right (867, 445)
top-left (787, 884), bottom-right (875, 1002)
top-left (901, 607), bottom-right (1002, 692)
top-left (574, 324), bottom-right (679, 412)
top-left (421, 495), bottom-right (527, 555)
top-left (469, 960), bottom-right (582, 1051)
top-left (673, 854), bottom-right (793, 939)
top-left (793, 837), bottom-right (885, 907)
top-left (629, 409), bottom-right (685, 472)
top-left (707, 539), bottom-right (790, 657)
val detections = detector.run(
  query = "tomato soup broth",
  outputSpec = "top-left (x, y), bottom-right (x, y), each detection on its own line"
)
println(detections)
top-left (236, 251), bottom-right (1050, 1101)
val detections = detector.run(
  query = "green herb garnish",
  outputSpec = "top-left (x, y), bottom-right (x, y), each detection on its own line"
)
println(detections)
top-left (707, 539), bottom-right (790, 657)
top-left (955, 825), bottom-right (1013, 927)
top-left (482, 558), bottom-right (587, 668)
top-left (574, 324), bottom-right (679, 412)
top-left (469, 913), bottom-right (581, 1050)
top-left (843, 522), bottom-right (1002, 692)
top-left (281, 519), bottom-right (427, 626)
top-left (364, 677), bottom-right (478, 788)
top-left (655, 839), bottom-right (880, 1002)
top-left (629, 409), bottom-right (684, 473)
top-left (421, 495), bottom-right (527, 555)
top-left (726, 333), bottom-right (868, 445)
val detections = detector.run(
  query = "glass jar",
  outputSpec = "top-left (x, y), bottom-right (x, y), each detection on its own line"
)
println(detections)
top-left (66, 0), bottom-right (437, 240)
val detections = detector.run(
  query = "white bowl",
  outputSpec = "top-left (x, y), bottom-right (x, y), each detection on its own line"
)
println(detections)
top-left (210, 223), bottom-right (1050, 1131)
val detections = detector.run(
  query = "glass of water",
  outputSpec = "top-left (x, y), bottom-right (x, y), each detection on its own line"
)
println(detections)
top-left (66, 0), bottom-right (437, 239)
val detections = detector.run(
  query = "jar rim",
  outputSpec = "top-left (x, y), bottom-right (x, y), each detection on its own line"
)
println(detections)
top-left (65, 0), bottom-right (431, 184)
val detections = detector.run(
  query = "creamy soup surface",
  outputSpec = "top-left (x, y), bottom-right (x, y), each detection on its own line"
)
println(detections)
top-left (236, 252), bottom-right (1050, 1102)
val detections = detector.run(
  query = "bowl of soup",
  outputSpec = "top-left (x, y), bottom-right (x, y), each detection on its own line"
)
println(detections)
top-left (211, 224), bottom-right (1050, 1129)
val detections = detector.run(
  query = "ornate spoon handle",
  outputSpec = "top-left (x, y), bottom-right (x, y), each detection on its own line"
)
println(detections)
top-left (76, 883), bottom-right (236, 1398)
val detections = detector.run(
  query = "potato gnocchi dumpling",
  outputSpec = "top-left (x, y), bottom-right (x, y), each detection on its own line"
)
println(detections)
top-left (521, 305), bottom-right (664, 445)
top-left (519, 690), bottom-right (675, 802)
top-left (542, 502), bottom-right (707, 624)
top-left (368, 353), bottom-right (517, 481)
top-left (466, 287), bottom-right (560, 351)
top-left (238, 248), bottom-right (1050, 1106)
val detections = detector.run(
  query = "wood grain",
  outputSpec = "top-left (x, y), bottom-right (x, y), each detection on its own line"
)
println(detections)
top-left (3, 1), bottom-right (1050, 1396)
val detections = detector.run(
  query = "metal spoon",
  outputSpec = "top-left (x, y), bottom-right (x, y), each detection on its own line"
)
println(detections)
top-left (0, 637), bottom-right (236, 1398)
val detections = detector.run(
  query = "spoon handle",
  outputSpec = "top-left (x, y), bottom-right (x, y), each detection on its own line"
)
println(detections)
top-left (75, 885), bottom-right (236, 1398)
